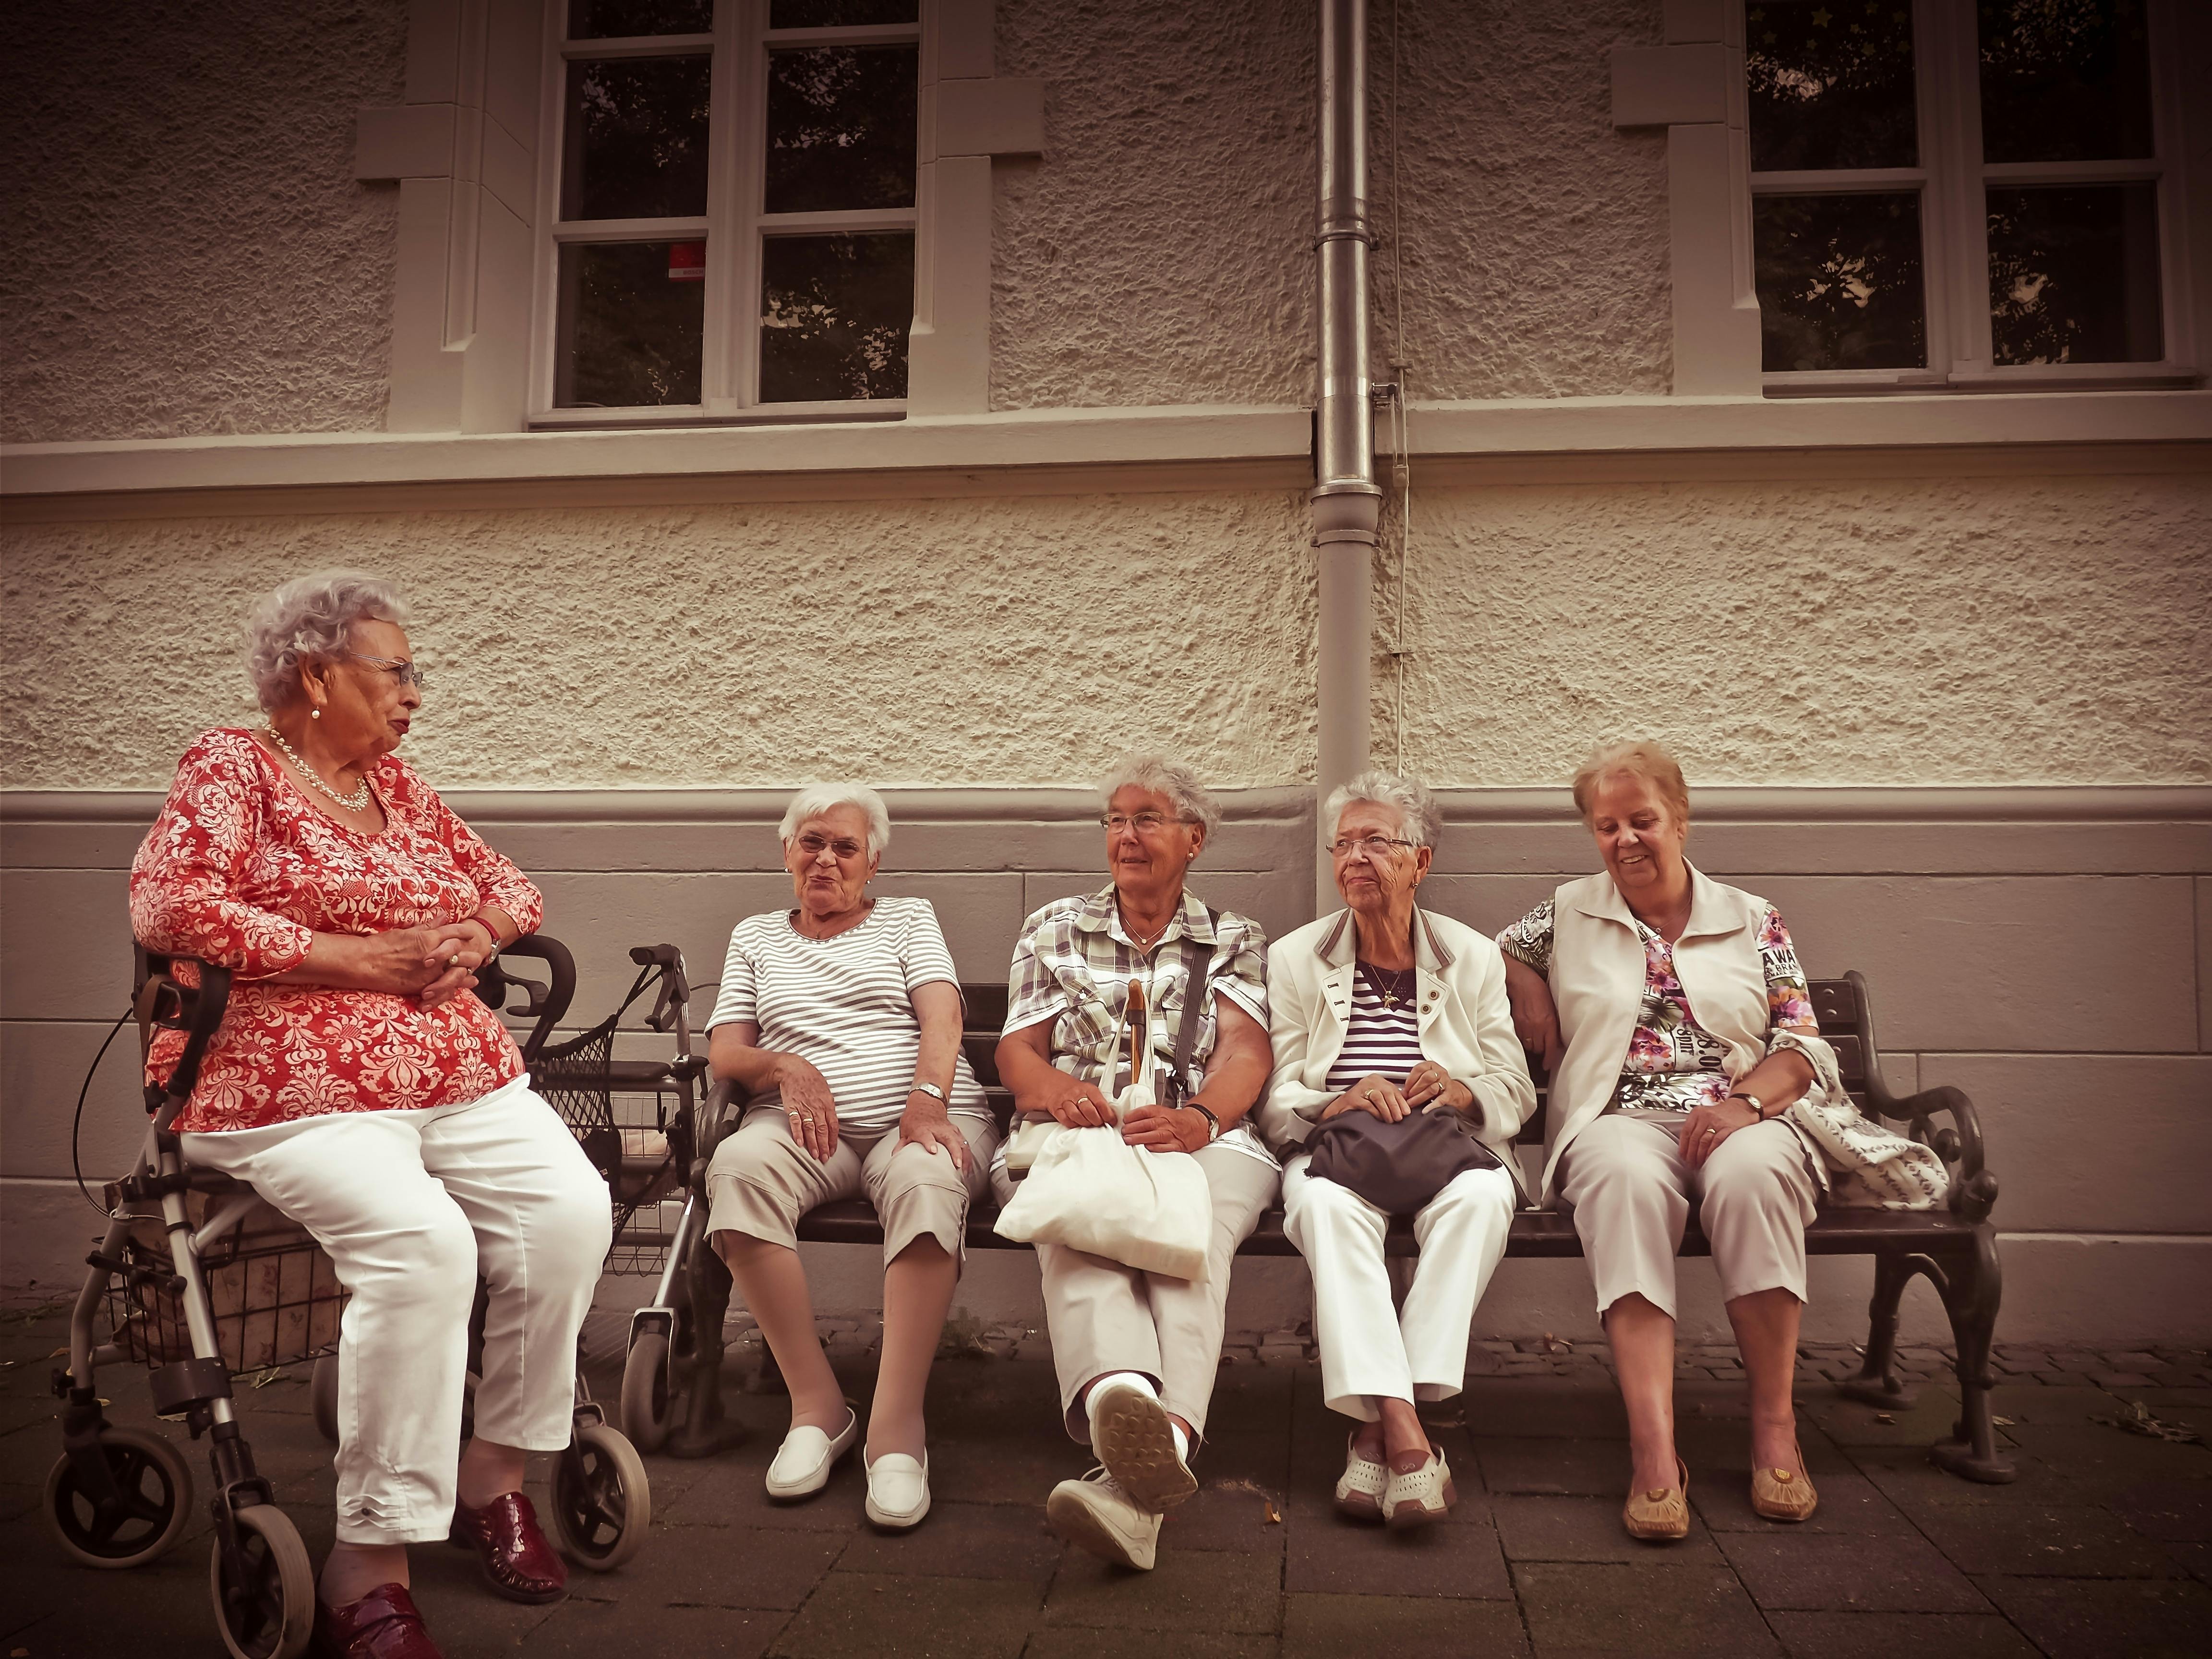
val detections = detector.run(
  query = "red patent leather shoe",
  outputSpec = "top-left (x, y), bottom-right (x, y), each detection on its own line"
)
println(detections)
top-left (312, 1582), bottom-right (443, 1659)
top-left (448, 1490), bottom-right (568, 1604)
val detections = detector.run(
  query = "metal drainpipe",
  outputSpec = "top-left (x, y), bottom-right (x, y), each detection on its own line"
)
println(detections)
top-left (1311, 0), bottom-right (1382, 914)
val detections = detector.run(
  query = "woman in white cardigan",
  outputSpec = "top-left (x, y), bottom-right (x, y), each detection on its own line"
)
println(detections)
top-left (1499, 741), bottom-right (1880, 1542)
top-left (1262, 771), bottom-right (1535, 1529)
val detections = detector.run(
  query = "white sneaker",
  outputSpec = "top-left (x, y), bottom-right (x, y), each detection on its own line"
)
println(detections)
top-left (1088, 1380), bottom-right (1197, 1513)
top-left (864, 1450), bottom-right (931, 1530)
top-left (765, 1407), bottom-right (859, 1500)
top-left (1046, 1468), bottom-right (1161, 1571)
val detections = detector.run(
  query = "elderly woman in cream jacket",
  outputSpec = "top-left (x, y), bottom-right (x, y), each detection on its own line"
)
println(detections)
top-left (1499, 740), bottom-right (1946, 1542)
top-left (1261, 771), bottom-right (1534, 1529)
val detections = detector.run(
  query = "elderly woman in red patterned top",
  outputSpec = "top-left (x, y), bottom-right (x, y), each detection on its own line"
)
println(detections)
top-left (130, 572), bottom-right (611, 1659)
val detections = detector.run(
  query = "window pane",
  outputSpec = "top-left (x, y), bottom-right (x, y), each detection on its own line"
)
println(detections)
top-left (1978, 0), bottom-right (2154, 163)
top-left (568, 0), bottom-right (712, 37)
top-left (759, 232), bottom-right (913, 402)
top-left (1988, 184), bottom-right (2162, 363)
top-left (769, 1), bottom-right (919, 25)
top-left (1746, 0), bottom-right (1917, 171)
top-left (763, 46), bottom-right (917, 213)
top-left (562, 55), bottom-right (711, 222)
top-left (1754, 192), bottom-right (1926, 371)
top-left (556, 241), bottom-right (705, 407)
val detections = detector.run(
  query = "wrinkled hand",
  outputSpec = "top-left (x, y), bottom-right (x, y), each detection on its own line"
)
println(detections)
top-left (1502, 957), bottom-right (1563, 1073)
top-left (1678, 1096), bottom-right (1762, 1170)
top-left (1403, 1060), bottom-right (1473, 1116)
top-left (416, 921), bottom-right (493, 1010)
top-left (776, 1056), bottom-right (841, 1161)
top-left (1122, 1103), bottom-right (1209, 1154)
top-left (1040, 1075), bottom-right (1117, 1130)
top-left (898, 1096), bottom-right (971, 1173)
top-left (343, 923), bottom-right (481, 1000)
top-left (1322, 1073), bottom-right (1411, 1123)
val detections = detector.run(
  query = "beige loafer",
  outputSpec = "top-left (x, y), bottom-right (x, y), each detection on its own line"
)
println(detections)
top-left (1623, 1456), bottom-right (1690, 1542)
top-left (765, 1407), bottom-right (859, 1501)
top-left (1334, 1433), bottom-right (1390, 1522)
top-left (1383, 1446), bottom-right (1457, 1531)
top-left (1750, 1442), bottom-right (1818, 1522)
top-left (1046, 1468), bottom-right (1161, 1571)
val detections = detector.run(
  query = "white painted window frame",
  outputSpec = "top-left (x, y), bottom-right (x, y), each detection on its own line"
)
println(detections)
top-left (355, 0), bottom-right (1040, 435)
top-left (528, 2), bottom-right (925, 427)
top-left (1753, 0), bottom-right (2198, 397)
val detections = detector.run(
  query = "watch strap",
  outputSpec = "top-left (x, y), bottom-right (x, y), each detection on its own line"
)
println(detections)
top-left (909, 1081), bottom-right (947, 1104)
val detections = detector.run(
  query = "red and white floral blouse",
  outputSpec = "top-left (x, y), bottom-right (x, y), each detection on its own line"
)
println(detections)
top-left (130, 728), bottom-right (545, 1133)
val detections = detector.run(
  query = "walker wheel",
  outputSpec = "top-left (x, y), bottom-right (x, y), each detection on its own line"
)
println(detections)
top-left (210, 1503), bottom-right (314, 1659)
top-left (311, 1355), bottom-right (340, 1444)
top-left (621, 1329), bottom-right (673, 1454)
top-left (44, 1426), bottom-right (194, 1568)
top-left (552, 1421), bottom-right (650, 1571)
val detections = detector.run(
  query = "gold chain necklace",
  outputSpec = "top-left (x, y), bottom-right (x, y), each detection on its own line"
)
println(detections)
top-left (266, 725), bottom-right (372, 812)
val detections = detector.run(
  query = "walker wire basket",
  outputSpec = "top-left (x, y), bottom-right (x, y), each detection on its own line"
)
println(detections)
top-left (530, 964), bottom-right (686, 1274)
top-left (102, 1194), bottom-right (346, 1374)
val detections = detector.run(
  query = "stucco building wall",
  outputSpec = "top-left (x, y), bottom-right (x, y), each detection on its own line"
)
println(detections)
top-left (1371, 0), bottom-right (1672, 400)
top-left (0, 492), bottom-right (1320, 791)
top-left (1380, 472), bottom-right (2212, 787)
top-left (0, 0), bottom-right (408, 445)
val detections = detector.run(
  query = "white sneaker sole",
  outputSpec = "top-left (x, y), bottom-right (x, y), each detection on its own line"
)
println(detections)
top-left (1046, 1486), bottom-right (1157, 1571)
top-left (1090, 1386), bottom-right (1197, 1513)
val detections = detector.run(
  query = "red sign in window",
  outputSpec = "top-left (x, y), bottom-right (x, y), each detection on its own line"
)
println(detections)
top-left (668, 242), bottom-right (706, 282)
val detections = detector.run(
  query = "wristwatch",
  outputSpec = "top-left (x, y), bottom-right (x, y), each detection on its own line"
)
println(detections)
top-left (1184, 1102), bottom-right (1222, 1142)
top-left (909, 1081), bottom-right (947, 1104)
top-left (1730, 1091), bottom-right (1770, 1119)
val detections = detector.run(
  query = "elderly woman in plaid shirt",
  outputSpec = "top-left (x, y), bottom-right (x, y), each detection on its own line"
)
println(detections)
top-left (993, 756), bottom-right (1279, 1572)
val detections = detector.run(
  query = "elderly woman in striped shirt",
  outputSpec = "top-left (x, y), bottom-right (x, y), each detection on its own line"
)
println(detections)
top-left (702, 784), bottom-right (997, 1531)
top-left (1261, 771), bottom-right (1535, 1529)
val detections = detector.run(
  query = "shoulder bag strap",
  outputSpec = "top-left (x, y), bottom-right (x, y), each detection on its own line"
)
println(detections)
top-left (1163, 906), bottom-right (1220, 1109)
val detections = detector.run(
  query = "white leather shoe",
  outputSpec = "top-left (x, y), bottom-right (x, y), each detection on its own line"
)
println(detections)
top-left (765, 1407), bottom-right (859, 1500)
top-left (863, 1450), bottom-right (931, 1529)
top-left (1046, 1468), bottom-right (1161, 1571)
top-left (1383, 1446), bottom-right (1457, 1531)
top-left (1088, 1381), bottom-right (1197, 1513)
top-left (1334, 1432), bottom-right (1390, 1521)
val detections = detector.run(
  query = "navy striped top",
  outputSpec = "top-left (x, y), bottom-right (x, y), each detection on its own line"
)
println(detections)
top-left (1323, 963), bottom-right (1428, 1092)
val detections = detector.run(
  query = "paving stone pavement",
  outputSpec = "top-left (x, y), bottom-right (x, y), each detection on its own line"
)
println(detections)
top-left (1, 1304), bottom-right (2207, 1658)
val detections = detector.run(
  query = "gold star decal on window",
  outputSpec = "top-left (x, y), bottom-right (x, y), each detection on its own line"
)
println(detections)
top-left (1811, 6), bottom-right (1832, 24)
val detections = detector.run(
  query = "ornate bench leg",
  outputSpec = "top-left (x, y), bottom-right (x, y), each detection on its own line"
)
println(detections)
top-left (1837, 1250), bottom-right (1920, 1409)
top-left (669, 1235), bottom-right (746, 1457)
top-left (1929, 1225), bottom-right (2016, 1484)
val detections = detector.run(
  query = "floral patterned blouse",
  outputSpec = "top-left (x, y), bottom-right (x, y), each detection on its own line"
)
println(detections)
top-left (1496, 899), bottom-right (1815, 1113)
top-left (129, 728), bottom-right (544, 1133)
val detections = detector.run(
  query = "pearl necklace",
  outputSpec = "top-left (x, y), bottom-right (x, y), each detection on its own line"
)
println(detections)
top-left (266, 725), bottom-right (373, 812)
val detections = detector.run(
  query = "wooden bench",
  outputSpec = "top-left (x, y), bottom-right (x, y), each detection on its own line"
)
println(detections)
top-left (773, 973), bottom-right (2011, 1481)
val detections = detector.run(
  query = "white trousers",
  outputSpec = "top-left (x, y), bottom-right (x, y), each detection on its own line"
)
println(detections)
top-left (1281, 1153), bottom-right (1518, 1421)
top-left (180, 1075), bottom-right (612, 1546)
top-left (1556, 1110), bottom-right (1820, 1321)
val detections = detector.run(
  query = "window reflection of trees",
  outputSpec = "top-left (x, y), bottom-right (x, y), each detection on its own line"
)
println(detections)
top-left (760, 233), bottom-right (913, 401)
top-left (1988, 184), bottom-right (2162, 363)
top-left (1754, 194), bottom-right (1926, 371)
top-left (565, 56), bottom-right (712, 221)
top-left (565, 242), bottom-right (706, 407)
top-left (1977, 0), bottom-right (2153, 163)
top-left (1746, 1), bottom-right (1918, 171)
top-left (765, 47), bottom-right (918, 213)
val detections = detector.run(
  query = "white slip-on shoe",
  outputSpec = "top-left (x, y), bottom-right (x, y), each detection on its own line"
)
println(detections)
top-left (863, 1451), bottom-right (931, 1530)
top-left (1088, 1381), bottom-right (1198, 1513)
top-left (1383, 1446), bottom-right (1457, 1532)
top-left (1046, 1468), bottom-right (1161, 1571)
top-left (1334, 1432), bottom-right (1390, 1522)
top-left (765, 1407), bottom-right (859, 1500)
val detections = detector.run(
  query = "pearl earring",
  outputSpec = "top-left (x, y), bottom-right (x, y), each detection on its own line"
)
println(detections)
top-left (310, 708), bottom-right (321, 720)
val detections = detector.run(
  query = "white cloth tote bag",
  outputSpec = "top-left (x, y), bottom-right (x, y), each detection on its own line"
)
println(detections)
top-left (994, 974), bottom-right (1215, 1281)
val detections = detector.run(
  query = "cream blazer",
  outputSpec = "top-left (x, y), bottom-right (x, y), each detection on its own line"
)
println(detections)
top-left (1261, 906), bottom-right (1538, 1207)
top-left (1539, 865), bottom-right (1775, 1203)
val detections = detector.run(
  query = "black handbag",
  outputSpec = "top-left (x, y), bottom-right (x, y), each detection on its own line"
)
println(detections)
top-left (1306, 1104), bottom-right (1500, 1215)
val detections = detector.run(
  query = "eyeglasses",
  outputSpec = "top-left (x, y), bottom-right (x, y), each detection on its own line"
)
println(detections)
top-left (1100, 812), bottom-right (1193, 835)
top-left (1328, 834), bottom-right (1417, 860)
top-left (345, 651), bottom-right (430, 691)
top-left (794, 832), bottom-right (867, 861)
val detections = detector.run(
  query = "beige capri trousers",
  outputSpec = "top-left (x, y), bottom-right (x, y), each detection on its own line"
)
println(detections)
top-left (1557, 1110), bottom-right (1820, 1320)
top-left (706, 1106), bottom-right (997, 1266)
top-left (991, 1142), bottom-right (1280, 1444)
